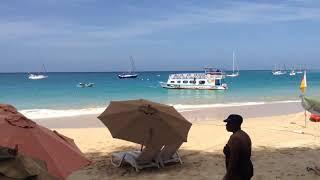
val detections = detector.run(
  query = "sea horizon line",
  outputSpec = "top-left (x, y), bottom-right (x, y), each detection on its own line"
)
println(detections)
top-left (0, 69), bottom-right (318, 74)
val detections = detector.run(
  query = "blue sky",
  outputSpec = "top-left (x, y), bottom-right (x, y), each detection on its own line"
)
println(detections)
top-left (1, 0), bottom-right (320, 72)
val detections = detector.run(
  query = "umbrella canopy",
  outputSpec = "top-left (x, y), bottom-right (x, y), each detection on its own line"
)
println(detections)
top-left (301, 96), bottom-right (320, 115)
top-left (0, 104), bottom-right (90, 180)
top-left (0, 146), bottom-right (58, 180)
top-left (98, 99), bottom-right (192, 145)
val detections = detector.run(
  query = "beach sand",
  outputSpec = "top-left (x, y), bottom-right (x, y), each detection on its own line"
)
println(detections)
top-left (35, 106), bottom-right (320, 180)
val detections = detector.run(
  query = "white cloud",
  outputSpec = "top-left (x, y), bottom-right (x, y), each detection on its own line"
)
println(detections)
top-left (1, 1), bottom-right (320, 46)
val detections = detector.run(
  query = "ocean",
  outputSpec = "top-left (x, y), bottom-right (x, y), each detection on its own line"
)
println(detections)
top-left (0, 70), bottom-right (319, 118)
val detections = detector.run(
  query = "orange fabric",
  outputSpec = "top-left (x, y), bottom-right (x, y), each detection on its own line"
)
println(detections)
top-left (0, 104), bottom-right (90, 180)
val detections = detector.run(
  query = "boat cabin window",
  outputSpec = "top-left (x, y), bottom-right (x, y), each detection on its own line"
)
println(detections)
top-left (215, 79), bottom-right (221, 86)
top-left (183, 81), bottom-right (188, 84)
top-left (199, 80), bottom-right (206, 84)
top-left (177, 81), bottom-right (181, 83)
top-left (170, 81), bottom-right (175, 83)
top-left (189, 80), bottom-right (196, 84)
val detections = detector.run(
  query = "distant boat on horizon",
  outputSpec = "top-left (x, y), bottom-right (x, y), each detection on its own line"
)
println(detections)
top-left (272, 64), bottom-right (286, 76)
top-left (296, 65), bottom-right (303, 74)
top-left (289, 66), bottom-right (296, 76)
top-left (28, 64), bottom-right (48, 80)
top-left (77, 82), bottom-right (94, 88)
top-left (118, 56), bottom-right (138, 79)
top-left (226, 51), bottom-right (239, 77)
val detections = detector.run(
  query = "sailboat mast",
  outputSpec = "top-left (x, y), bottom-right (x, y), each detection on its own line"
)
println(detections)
top-left (129, 56), bottom-right (136, 73)
top-left (232, 51), bottom-right (235, 73)
top-left (42, 64), bottom-right (47, 73)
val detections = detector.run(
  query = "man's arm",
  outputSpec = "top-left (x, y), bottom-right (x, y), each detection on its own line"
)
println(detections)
top-left (224, 137), bottom-right (240, 180)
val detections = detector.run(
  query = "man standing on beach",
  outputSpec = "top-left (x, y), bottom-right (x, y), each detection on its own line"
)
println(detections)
top-left (223, 114), bottom-right (253, 180)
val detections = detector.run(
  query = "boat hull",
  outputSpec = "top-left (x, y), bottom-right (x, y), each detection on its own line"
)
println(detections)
top-left (272, 71), bottom-right (286, 76)
top-left (226, 73), bottom-right (239, 77)
top-left (118, 74), bottom-right (138, 79)
top-left (28, 74), bottom-right (48, 80)
top-left (160, 82), bottom-right (227, 90)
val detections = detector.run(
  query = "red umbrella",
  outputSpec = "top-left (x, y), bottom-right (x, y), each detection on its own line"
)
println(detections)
top-left (0, 104), bottom-right (90, 179)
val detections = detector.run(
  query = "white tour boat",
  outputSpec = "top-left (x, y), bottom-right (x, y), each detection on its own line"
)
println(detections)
top-left (160, 68), bottom-right (228, 90)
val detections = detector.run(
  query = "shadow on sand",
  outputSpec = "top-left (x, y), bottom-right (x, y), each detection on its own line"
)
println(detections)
top-left (67, 146), bottom-right (320, 180)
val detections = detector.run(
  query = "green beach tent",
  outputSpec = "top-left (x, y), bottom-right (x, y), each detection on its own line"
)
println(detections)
top-left (301, 96), bottom-right (320, 115)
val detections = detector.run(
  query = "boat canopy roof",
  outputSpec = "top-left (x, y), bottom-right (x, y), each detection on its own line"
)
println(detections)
top-left (169, 73), bottom-right (207, 79)
top-left (169, 73), bottom-right (224, 80)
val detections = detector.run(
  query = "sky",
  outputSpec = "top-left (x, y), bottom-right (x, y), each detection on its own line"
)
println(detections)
top-left (1, 0), bottom-right (320, 72)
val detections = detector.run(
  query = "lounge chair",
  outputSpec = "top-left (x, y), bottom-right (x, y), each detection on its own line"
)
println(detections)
top-left (157, 142), bottom-right (183, 167)
top-left (111, 145), bottom-right (162, 172)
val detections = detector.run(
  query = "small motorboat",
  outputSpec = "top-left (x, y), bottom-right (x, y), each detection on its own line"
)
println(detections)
top-left (85, 83), bottom-right (94, 87)
top-left (77, 82), bottom-right (94, 88)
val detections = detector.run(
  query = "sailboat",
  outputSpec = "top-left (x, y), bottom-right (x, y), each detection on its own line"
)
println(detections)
top-left (226, 51), bottom-right (239, 77)
top-left (118, 56), bottom-right (138, 79)
top-left (272, 64), bottom-right (286, 76)
top-left (296, 65), bottom-right (303, 74)
top-left (28, 64), bottom-right (48, 80)
top-left (289, 66), bottom-right (296, 76)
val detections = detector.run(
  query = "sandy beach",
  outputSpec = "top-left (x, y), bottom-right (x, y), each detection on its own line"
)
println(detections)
top-left (32, 103), bottom-right (320, 180)
top-left (2, 0), bottom-right (320, 179)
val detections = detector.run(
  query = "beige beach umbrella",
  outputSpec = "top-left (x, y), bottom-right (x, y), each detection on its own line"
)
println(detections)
top-left (97, 99), bottom-right (192, 146)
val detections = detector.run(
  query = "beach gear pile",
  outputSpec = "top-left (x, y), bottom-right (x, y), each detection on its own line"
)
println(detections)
top-left (98, 99), bottom-right (192, 171)
top-left (0, 146), bottom-right (57, 180)
top-left (0, 104), bottom-right (90, 179)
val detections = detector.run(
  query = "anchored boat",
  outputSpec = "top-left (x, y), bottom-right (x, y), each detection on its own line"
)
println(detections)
top-left (77, 82), bottom-right (95, 88)
top-left (226, 51), bottom-right (239, 77)
top-left (272, 64), bottom-right (286, 76)
top-left (28, 64), bottom-right (48, 80)
top-left (118, 56), bottom-right (138, 79)
top-left (160, 68), bottom-right (227, 90)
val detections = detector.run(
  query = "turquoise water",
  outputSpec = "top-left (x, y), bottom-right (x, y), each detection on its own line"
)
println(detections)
top-left (0, 71), bottom-right (319, 111)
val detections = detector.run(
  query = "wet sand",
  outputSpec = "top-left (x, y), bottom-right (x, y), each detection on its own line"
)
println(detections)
top-left (36, 101), bottom-right (303, 128)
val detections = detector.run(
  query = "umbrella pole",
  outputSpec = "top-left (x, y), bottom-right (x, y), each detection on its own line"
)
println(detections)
top-left (304, 110), bottom-right (307, 128)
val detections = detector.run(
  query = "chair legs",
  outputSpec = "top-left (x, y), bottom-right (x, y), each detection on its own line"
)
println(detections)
top-left (111, 152), bottom-right (160, 172)
top-left (159, 152), bottom-right (183, 168)
top-left (111, 153), bottom-right (126, 167)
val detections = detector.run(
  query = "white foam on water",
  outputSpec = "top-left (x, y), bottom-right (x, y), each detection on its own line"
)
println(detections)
top-left (19, 100), bottom-right (300, 119)
top-left (20, 108), bottom-right (105, 119)
top-left (173, 100), bottom-right (300, 111)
